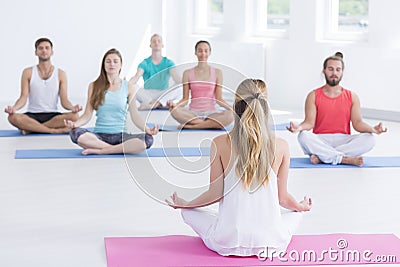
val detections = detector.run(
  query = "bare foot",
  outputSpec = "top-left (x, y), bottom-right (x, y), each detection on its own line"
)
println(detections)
top-left (20, 129), bottom-right (31, 135)
top-left (310, 155), bottom-right (321, 164)
top-left (82, 148), bottom-right (102, 155)
top-left (341, 156), bottom-right (364, 167)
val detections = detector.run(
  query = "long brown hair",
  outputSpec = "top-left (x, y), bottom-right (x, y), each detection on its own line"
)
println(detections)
top-left (90, 48), bottom-right (122, 110)
top-left (229, 79), bottom-right (275, 189)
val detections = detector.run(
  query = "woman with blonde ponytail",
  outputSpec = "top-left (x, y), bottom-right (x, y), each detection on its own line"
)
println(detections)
top-left (167, 79), bottom-right (312, 257)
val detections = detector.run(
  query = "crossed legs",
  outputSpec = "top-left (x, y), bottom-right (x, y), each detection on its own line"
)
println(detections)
top-left (298, 131), bottom-right (375, 166)
top-left (73, 131), bottom-right (149, 155)
top-left (8, 112), bottom-right (78, 134)
top-left (170, 107), bottom-right (233, 129)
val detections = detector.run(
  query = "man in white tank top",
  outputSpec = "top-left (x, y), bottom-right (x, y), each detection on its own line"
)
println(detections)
top-left (4, 37), bottom-right (81, 134)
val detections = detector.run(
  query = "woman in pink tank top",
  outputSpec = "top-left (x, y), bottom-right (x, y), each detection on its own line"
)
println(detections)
top-left (168, 41), bottom-right (233, 129)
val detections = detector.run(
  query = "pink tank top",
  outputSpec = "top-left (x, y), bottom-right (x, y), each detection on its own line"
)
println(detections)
top-left (188, 66), bottom-right (217, 112)
top-left (313, 87), bottom-right (352, 134)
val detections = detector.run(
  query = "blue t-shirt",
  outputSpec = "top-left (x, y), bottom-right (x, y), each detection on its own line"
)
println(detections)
top-left (94, 80), bottom-right (129, 134)
top-left (138, 57), bottom-right (175, 90)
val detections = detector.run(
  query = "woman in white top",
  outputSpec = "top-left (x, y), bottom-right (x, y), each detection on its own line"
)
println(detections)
top-left (167, 79), bottom-right (312, 257)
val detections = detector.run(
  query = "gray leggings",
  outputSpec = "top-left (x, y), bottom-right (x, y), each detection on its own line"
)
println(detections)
top-left (69, 128), bottom-right (154, 149)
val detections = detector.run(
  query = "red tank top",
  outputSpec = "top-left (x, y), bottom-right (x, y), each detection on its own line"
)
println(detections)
top-left (313, 87), bottom-right (352, 134)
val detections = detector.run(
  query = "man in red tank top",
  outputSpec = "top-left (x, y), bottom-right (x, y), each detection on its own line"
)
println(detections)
top-left (287, 52), bottom-right (387, 166)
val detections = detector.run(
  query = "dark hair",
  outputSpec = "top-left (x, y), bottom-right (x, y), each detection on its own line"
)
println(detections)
top-left (90, 48), bottom-right (123, 110)
top-left (323, 52), bottom-right (344, 69)
top-left (35, 38), bottom-right (53, 49)
top-left (195, 40), bottom-right (211, 52)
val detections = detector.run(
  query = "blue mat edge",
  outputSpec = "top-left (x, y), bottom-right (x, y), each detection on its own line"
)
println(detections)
top-left (14, 149), bottom-right (400, 168)
top-left (0, 128), bottom-right (94, 137)
top-left (15, 147), bottom-right (211, 159)
top-left (290, 157), bottom-right (400, 168)
top-left (146, 123), bottom-right (289, 132)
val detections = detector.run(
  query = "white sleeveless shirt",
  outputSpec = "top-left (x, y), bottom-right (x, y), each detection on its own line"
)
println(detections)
top-left (27, 65), bottom-right (59, 113)
top-left (203, 162), bottom-right (294, 256)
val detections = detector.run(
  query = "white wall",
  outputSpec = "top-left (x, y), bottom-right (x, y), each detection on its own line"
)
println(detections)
top-left (0, 0), bottom-right (162, 105)
top-left (165, 0), bottom-right (400, 113)
top-left (2, 0), bottom-right (400, 114)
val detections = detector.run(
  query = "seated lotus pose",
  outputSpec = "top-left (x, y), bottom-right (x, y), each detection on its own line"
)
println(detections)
top-left (64, 48), bottom-right (158, 155)
top-left (129, 34), bottom-right (180, 110)
top-left (287, 52), bottom-right (387, 166)
top-left (167, 79), bottom-right (311, 257)
top-left (167, 40), bottom-right (233, 129)
top-left (4, 37), bottom-right (81, 134)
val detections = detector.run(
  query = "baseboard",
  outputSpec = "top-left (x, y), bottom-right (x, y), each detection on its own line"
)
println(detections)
top-left (361, 108), bottom-right (400, 122)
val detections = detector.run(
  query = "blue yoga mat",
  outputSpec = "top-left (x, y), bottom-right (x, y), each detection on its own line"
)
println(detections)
top-left (290, 156), bottom-right (400, 168)
top-left (146, 123), bottom-right (231, 132)
top-left (15, 147), bottom-right (210, 159)
top-left (147, 123), bottom-right (289, 132)
top-left (273, 122), bottom-right (290, 131)
top-left (0, 128), bottom-right (94, 137)
top-left (0, 130), bottom-right (68, 137)
top-left (139, 107), bottom-right (170, 111)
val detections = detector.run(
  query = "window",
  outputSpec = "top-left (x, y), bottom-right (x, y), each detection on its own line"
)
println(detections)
top-left (250, 0), bottom-right (290, 38)
top-left (324, 0), bottom-right (369, 41)
top-left (193, 0), bottom-right (223, 33)
top-left (338, 0), bottom-right (368, 32)
top-left (267, 0), bottom-right (290, 30)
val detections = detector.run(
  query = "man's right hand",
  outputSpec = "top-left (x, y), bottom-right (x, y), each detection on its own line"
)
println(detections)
top-left (4, 106), bottom-right (16, 114)
top-left (71, 104), bottom-right (82, 113)
top-left (64, 119), bottom-right (76, 129)
top-left (167, 100), bottom-right (176, 110)
top-left (286, 121), bottom-right (300, 133)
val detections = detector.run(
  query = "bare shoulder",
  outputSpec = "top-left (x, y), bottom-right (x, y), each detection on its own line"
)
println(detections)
top-left (58, 68), bottom-right (67, 81)
top-left (214, 67), bottom-right (222, 75)
top-left (212, 134), bottom-right (232, 168)
top-left (275, 137), bottom-right (289, 157)
top-left (214, 67), bottom-right (223, 78)
top-left (57, 68), bottom-right (66, 75)
top-left (213, 133), bottom-right (230, 147)
top-left (307, 90), bottom-right (316, 99)
top-left (212, 134), bottom-right (231, 155)
top-left (22, 66), bottom-right (33, 77)
top-left (182, 69), bottom-right (190, 81)
top-left (351, 91), bottom-right (359, 101)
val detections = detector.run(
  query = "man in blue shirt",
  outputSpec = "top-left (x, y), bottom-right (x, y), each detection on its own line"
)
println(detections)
top-left (129, 34), bottom-right (180, 110)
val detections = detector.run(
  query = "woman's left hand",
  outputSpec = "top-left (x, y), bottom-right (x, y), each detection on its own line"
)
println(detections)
top-left (165, 192), bottom-right (189, 209)
top-left (145, 124), bottom-right (159, 135)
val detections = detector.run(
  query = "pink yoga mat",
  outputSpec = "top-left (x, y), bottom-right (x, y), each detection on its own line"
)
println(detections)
top-left (104, 234), bottom-right (400, 267)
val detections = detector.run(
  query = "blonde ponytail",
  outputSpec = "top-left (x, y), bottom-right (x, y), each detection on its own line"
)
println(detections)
top-left (230, 79), bottom-right (275, 189)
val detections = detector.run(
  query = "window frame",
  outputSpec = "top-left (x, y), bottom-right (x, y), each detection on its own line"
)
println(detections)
top-left (191, 0), bottom-right (223, 35)
top-left (323, 0), bottom-right (369, 42)
top-left (248, 0), bottom-right (290, 39)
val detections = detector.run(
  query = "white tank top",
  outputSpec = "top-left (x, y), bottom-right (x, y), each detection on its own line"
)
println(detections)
top-left (27, 65), bottom-right (59, 113)
top-left (204, 161), bottom-right (292, 256)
